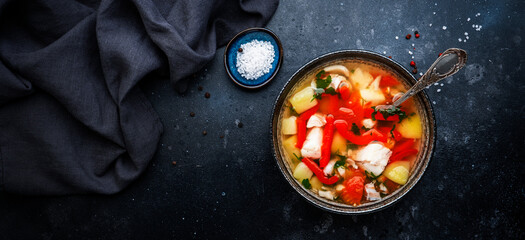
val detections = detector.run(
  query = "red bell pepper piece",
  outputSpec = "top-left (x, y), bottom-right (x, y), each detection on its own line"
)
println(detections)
top-left (393, 139), bottom-right (415, 153)
top-left (319, 115), bottom-right (335, 168)
top-left (379, 75), bottom-right (399, 88)
top-left (334, 120), bottom-right (387, 145)
top-left (378, 127), bottom-right (403, 141)
top-left (319, 94), bottom-right (340, 115)
top-left (340, 176), bottom-right (365, 205)
top-left (338, 83), bottom-right (351, 100)
top-left (363, 108), bottom-right (399, 121)
top-left (335, 107), bottom-right (357, 123)
top-left (390, 149), bottom-right (418, 162)
top-left (301, 157), bottom-right (340, 185)
top-left (295, 104), bottom-right (319, 149)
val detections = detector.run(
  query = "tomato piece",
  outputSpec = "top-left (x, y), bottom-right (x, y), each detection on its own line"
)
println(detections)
top-left (340, 176), bottom-right (365, 205)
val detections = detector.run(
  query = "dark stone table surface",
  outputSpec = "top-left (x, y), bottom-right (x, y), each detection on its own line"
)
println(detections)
top-left (1, 0), bottom-right (523, 239)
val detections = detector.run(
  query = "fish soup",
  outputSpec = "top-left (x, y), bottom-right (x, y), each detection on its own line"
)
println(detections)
top-left (278, 61), bottom-right (423, 206)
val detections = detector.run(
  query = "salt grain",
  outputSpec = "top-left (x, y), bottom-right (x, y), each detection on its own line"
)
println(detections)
top-left (464, 32), bottom-right (469, 36)
top-left (475, 13), bottom-right (481, 17)
top-left (442, 26), bottom-right (447, 30)
top-left (437, 89), bottom-right (441, 92)
top-left (236, 40), bottom-right (275, 80)
top-left (458, 38), bottom-right (462, 42)
top-left (429, 23), bottom-right (433, 27)
top-left (467, 17), bottom-right (471, 21)
top-left (395, 36), bottom-right (399, 39)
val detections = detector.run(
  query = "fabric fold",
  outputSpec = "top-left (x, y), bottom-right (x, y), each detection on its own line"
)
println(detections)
top-left (0, 0), bottom-right (279, 195)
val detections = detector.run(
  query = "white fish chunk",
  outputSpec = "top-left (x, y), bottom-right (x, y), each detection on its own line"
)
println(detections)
top-left (318, 190), bottom-right (335, 200)
top-left (301, 127), bottom-right (323, 159)
top-left (362, 118), bottom-right (376, 129)
top-left (324, 65), bottom-right (350, 77)
top-left (355, 142), bottom-right (392, 176)
top-left (306, 113), bottom-right (326, 128)
top-left (365, 183), bottom-right (381, 201)
top-left (323, 159), bottom-right (337, 175)
top-left (329, 74), bottom-right (347, 90)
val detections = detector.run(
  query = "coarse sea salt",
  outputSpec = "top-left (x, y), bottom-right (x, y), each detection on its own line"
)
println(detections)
top-left (236, 40), bottom-right (275, 80)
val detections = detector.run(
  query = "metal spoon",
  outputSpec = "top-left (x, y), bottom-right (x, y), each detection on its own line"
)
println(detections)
top-left (375, 48), bottom-right (467, 110)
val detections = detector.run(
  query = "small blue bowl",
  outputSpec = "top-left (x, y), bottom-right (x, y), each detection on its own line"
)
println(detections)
top-left (224, 28), bottom-right (283, 89)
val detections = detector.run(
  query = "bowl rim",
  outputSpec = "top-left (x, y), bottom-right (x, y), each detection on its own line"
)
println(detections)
top-left (223, 27), bottom-right (284, 89)
top-left (270, 49), bottom-right (436, 215)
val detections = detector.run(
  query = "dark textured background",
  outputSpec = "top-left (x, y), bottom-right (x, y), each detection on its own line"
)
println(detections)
top-left (1, 0), bottom-right (524, 239)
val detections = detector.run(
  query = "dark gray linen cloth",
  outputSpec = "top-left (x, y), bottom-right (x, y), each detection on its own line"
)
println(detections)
top-left (0, 0), bottom-right (278, 195)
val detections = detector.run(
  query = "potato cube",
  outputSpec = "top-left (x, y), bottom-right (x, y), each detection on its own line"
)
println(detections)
top-left (331, 131), bottom-right (347, 154)
top-left (360, 89), bottom-right (386, 105)
top-left (383, 161), bottom-right (411, 185)
top-left (310, 176), bottom-right (323, 190)
top-left (397, 115), bottom-right (422, 138)
top-left (350, 68), bottom-right (374, 89)
top-left (289, 87), bottom-right (318, 114)
top-left (293, 162), bottom-right (313, 181)
top-left (281, 116), bottom-right (297, 135)
top-left (283, 135), bottom-right (301, 162)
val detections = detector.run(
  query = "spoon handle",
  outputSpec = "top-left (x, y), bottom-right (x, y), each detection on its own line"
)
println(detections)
top-left (393, 48), bottom-right (468, 107)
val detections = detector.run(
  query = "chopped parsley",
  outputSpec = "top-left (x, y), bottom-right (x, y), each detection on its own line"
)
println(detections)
top-left (311, 70), bottom-right (335, 101)
top-left (361, 125), bottom-right (371, 132)
top-left (334, 155), bottom-right (347, 169)
top-left (324, 87), bottom-right (337, 95)
top-left (288, 106), bottom-right (298, 116)
top-left (365, 170), bottom-right (379, 181)
top-left (370, 106), bottom-right (408, 123)
top-left (302, 179), bottom-right (312, 189)
top-left (315, 70), bottom-right (332, 88)
top-left (293, 153), bottom-right (303, 162)
top-left (351, 123), bottom-right (361, 135)
top-left (390, 124), bottom-right (396, 138)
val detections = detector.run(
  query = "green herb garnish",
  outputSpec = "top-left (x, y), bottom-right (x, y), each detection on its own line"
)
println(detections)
top-left (302, 179), bottom-right (312, 189)
top-left (361, 126), bottom-right (371, 132)
top-left (365, 170), bottom-right (379, 181)
top-left (390, 124), bottom-right (396, 139)
top-left (351, 123), bottom-right (361, 135)
top-left (334, 155), bottom-right (347, 169)
top-left (370, 106), bottom-right (408, 123)
top-left (324, 87), bottom-right (337, 95)
top-left (293, 153), bottom-right (303, 162)
top-left (315, 70), bottom-right (332, 89)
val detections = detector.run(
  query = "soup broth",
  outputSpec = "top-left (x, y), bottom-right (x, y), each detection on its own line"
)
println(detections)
top-left (278, 60), bottom-right (423, 206)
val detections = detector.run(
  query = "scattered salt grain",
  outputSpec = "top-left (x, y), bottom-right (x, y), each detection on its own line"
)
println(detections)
top-left (419, 72), bottom-right (423, 76)
top-left (458, 38), bottom-right (462, 42)
top-left (408, 50), bottom-right (413, 55)
top-left (395, 36), bottom-right (399, 40)
top-left (466, 36), bottom-right (470, 40)
top-left (475, 13), bottom-right (481, 17)
top-left (236, 40), bottom-right (275, 80)
top-left (464, 32), bottom-right (469, 36)
top-left (440, 83), bottom-right (444, 86)
top-left (442, 26), bottom-right (447, 30)
top-left (411, 43), bottom-right (415, 47)
top-left (429, 23), bottom-right (433, 27)
top-left (467, 18), bottom-right (471, 21)
top-left (437, 89), bottom-right (441, 92)
top-left (432, 101), bottom-right (436, 104)
top-left (433, 12), bottom-right (436, 15)
top-left (434, 83), bottom-right (439, 86)
top-left (411, 56), bottom-right (414, 59)
top-left (472, 24), bottom-right (482, 31)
